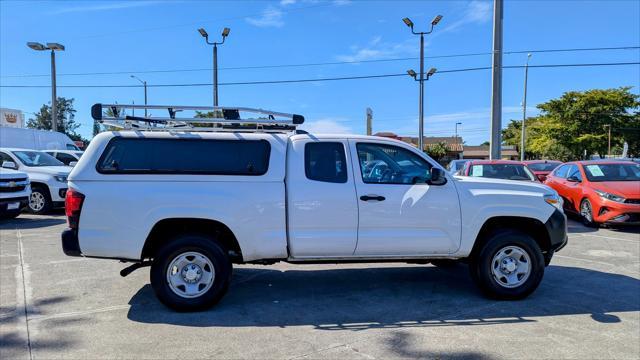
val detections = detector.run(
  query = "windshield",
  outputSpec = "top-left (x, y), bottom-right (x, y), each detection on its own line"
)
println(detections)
top-left (470, 164), bottom-right (535, 181)
top-left (527, 162), bottom-right (561, 172)
top-left (12, 151), bottom-right (64, 167)
top-left (583, 163), bottom-right (640, 182)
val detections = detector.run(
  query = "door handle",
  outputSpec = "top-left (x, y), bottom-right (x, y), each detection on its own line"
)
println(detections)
top-left (360, 195), bottom-right (386, 201)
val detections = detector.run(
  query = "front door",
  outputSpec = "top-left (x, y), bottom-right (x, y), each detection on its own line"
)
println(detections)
top-left (349, 141), bottom-right (461, 256)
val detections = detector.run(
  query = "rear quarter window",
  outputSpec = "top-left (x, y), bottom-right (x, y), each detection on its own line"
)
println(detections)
top-left (97, 137), bottom-right (271, 175)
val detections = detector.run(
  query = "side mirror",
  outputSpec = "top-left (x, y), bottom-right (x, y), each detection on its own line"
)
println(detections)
top-left (69, 161), bottom-right (78, 167)
top-left (428, 167), bottom-right (447, 186)
top-left (567, 176), bottom-right (580, 183)
top-left (2, 161), bottom-right (17, 170)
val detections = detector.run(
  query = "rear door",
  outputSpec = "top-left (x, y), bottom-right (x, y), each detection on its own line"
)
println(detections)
top-left (349, 140), bottom-right (461, 256)
top-left (286, 138), bottom-right (359, 257)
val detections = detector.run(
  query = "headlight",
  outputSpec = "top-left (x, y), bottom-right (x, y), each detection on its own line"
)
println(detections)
top-left (54, 175), bottom-right (68, 183)
top-left (544, 193), bottom-right (563, 211)
top-left (595, 190), bottom-right (625, 203)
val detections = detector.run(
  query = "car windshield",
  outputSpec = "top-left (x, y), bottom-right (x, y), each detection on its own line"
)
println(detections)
top-left (583, 163), bottom-right (640, 182)
top-left (12, 151), bottom-right (64, 167)
top-left (527, 162), bottom-right (560, 172)
top-left (470, 164), bottom-right (535, 181)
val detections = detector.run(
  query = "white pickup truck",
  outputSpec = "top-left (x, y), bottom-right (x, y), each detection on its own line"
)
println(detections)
top-left (62, 105), bottom-right (567, 311)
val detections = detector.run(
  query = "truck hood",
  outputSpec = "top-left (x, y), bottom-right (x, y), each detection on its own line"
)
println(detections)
top-left (0, 168), bottom-right (28, 179)
top-left (589, 181), bottom-right (640, 198)
top-left (22, 166), bottom-right (71, 176)
top-left (454, 175), bottom-right (555, 195)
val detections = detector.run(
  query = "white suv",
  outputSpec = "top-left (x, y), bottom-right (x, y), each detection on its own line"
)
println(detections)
top-left (0, 148), bottom-right (71, 214)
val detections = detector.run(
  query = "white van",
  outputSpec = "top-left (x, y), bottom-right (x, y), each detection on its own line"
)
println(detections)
top-left (0, 127), bottom-right (80, 151)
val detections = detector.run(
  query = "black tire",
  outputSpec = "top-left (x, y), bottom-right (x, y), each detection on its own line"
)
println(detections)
top-left (580, 198), bottom-right (598, 228)
top-left (470, 229), bottom-right (545, 300)
top-left (150, 234), bottom-right (232, 312)
top-left (0, 210), bottom-right (21, 220)
top-left (27, 185), bottom-right (52, 214)
top-left (430, 259), bottom-right (459, 268)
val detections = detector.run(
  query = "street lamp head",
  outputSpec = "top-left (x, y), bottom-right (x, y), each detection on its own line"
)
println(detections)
top-left (431, 15), bottom-right (443, 26)
top-left (406, 69), bottom-right (417, 79)
top-left (46, 43), bottom-right (65, 51)
top-left (527, 53), bottom-right (532, 58)
top-left (198, 28), bottom-right (208, 38)
top-left (221, 27), bottom-right (230, 37)
top-left (27, 42), bottom-right (46, 51)
top-left (456, 122), bottom-right (462, 125)
top-left (427, 67), bottom-right (437, 77)
top-left (402, 17), bottom-right (414, 28)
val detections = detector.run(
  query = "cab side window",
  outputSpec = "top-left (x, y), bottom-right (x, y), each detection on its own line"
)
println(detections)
top-left (56, 153), bottom-right (77, 165)
top-left (305, 142), bottom-right (348, 183)
top-left (356, 143), bottom-right (432, 184)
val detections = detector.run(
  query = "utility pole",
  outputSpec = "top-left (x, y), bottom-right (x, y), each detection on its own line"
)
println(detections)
top-left (402, 15), bottom-right (442, 153)
top-left (520, 53), bottom-right (532, 161)
top-left (366, 108), bottom-right (373, 135)
top-left (198, 27), bottom-right (230, 107)
top-left (130, 75), bottom-right (148, 117)
top-left (604, 124), bottom-right (612, 157)
top-left (455, 122), bottom-right (462, 159)
top-left (489, 0), bottom-right (503, 160)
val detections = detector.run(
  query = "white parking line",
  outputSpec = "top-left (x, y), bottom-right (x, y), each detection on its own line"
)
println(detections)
top-left (28, 304), bottom-right (130, 323)
top-left (572, 233), bottom-right (640, 243)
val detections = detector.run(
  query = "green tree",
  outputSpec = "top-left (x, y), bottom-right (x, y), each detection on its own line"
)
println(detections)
top-left (425, 142), bottom-right (448, 161)
top-left (27, 97), bottom-right (82, 140)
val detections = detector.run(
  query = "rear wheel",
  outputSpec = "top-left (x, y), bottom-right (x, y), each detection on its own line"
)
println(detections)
top-left (28, 185), bottom-right (52, 214)
top-left (580, 198), bottom-right (598, 227)
top-left (150, 234), bottom-right (232, 311)
top-left (470, 230), bottom-right (545, 300)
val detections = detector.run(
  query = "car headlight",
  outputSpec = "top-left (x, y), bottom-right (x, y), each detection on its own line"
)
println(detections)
top-left (595, 190), bottom-right (625, 203)
top-left (544, 193), bottom-right (563, 211)
top-left (54, 175), bottom-right (68, 183)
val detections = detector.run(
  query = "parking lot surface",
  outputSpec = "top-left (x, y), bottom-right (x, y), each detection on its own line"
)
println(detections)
top-left (1, 213), bottom-right (639, 359)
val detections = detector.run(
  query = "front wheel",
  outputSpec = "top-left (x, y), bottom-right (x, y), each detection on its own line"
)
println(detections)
top-left (150, 234), bottom-right (232, 311)
top-left (28, 185), bottom-right (52, 214)
top-left (470, 230), bottom-right (545, 300)
top-left (580, 198), bottom-right (598, 228)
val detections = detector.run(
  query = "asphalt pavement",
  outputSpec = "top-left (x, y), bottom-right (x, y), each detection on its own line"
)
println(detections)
top-left (1, 212), bottom-right (639, 359)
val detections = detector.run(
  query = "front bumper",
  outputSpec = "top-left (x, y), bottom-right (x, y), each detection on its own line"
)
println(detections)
top-left (0, 196), bottom-right (29, 213)
top-left (545, 208), bottom-right (568, 252)
top-left (48, 184), bottom-right (68, 202)
top-left (61, 228), bottom-right (82, 257)
top-left (593, 199), bottom-right (640, 225)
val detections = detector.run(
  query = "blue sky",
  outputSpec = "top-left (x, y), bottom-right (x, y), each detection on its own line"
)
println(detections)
top-left (1, 0), bottom-right (639, 144)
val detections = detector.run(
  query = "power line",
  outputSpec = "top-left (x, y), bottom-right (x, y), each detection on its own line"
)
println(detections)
top-left (2, 46), bottom-right (638, 78)
top-left (2, 61), bottom-right (638, 89)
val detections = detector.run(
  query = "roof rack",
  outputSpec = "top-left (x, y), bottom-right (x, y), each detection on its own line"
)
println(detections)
top-left (91, 103), bottom-right (305, 133)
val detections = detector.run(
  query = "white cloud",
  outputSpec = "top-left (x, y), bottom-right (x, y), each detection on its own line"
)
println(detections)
top-left (441, 0), bottom-right (492, 33)
top-left (50, 1), bottom-right (162, 15)
top-left (246, 6), bottom-right (285, 28)
top-left (301, 118), bottom-right (353, 134)
top-left (280, 0), bottom-right (297, 5)
top-left (333, 0), bottom-right (352, 5)
top-left (336, 37), bottom-right (415, 62)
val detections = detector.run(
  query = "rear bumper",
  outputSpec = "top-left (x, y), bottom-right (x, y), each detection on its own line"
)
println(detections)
top-left (545, 208), bottom-right (568, 252)
top-left (61, 228), bottom-right (82, 257)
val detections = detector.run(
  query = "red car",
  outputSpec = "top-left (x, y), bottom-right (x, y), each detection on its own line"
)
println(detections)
top-left (544, 160), bottom-right (640, 226)
top-left (460, 160), bottom-right (538, 182)
top-left (523, 160), bottom-right (562, 182)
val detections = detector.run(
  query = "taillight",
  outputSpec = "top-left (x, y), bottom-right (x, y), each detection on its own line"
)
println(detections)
top-left (65, 188), bottom-right (85, 229)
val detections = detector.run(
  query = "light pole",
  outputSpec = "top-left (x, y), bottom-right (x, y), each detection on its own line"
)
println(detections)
top-left (520, 53), bottom-right (532, 161)
top-left (407, 68), bottom-right (437, 150)
top-left (455, 122), bottom-right (462, 158)
top-left (130, 75), bottom-right (148, 117)
top-left (604, 124), bottom-right (612, 158)
top-left (27, 42), bottom-right (65, 132)
top-left (402, 15), bottom-right (442, 153)
top-left (198, 27), bottom-right (230, 107)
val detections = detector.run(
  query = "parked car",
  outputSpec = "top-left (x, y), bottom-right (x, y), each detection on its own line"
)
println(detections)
top-left (0, 167), bottom-right (30, 219)
top-left (459, 160), bottom-right (538, 182)
top-left (544, 160), bottom-right (640, 226)
top-left (524, 160), bottom-right (562, 182)
top-left (44, 150), bottom-right (83, 166)
top-left (0, 148), bottom-right (70, 214)
top-left (446, 159), bottom-right (469, 174)
top-left (0, 126), bottom-right (80, 151)
top-left (62, 114), bottom-right (568, 311)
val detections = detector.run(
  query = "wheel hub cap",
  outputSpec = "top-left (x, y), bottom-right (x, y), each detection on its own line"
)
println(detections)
top-left (491, 245), bottom-right (532, 288)
top-left (166, 251), bottom-right (215, 299)
top-left (181, 264), bottom-right (202, 283)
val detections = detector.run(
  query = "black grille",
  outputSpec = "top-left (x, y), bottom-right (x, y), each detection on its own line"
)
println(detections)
top-left (0, 185), bottom-right (26, 193)
top-left (625, 199), bottom-right (640, 204)
top-left (0, 178), bottom-right (28, 193)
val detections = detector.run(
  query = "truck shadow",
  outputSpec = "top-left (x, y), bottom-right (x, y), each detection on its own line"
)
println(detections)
top-left (126, 265), bottom-right (639, 330)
